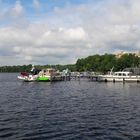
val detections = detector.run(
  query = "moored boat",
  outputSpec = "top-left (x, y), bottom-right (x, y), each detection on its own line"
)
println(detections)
top-left (17, 72), bottom-right (38, 82)
top-left (17, 65), bottom-right (40, 82)
top-left (97, 71), bottom-right (140, 82)
top-left (37, 68), bottom-right (62, 81)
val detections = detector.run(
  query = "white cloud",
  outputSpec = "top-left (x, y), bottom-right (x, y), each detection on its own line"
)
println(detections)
top-left (10, 0), bottom-right (24, 18)
top-left (64, 27), bottom-right (87, 40)
top-left (33, 0), bottom-right (41, 9)
top-left (0, 24), bottom-right (89, 65)
top-left (0, 0), bottom-right (140, 65)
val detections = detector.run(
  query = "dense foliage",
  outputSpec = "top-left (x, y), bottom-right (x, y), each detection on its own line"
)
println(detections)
top-left (0, 53), bottom-right (139, 73)
top-left (0, 64), bottom-right (33, 72)
top-left (0, 64), bottom-right (76, 73)
top-left (76, 53), bottom-right (140, 73)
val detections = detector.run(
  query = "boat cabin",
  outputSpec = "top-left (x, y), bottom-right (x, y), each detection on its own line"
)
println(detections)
top-left (114, 71), bottom-right (132, 76)
top-left (39, 68), bottom-right (59, 76)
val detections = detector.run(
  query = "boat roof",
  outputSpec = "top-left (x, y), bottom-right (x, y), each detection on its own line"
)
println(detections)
top-left (42, 68), bottom-right (55, 70)
top-left (114, 71), bottom-right (132, 74)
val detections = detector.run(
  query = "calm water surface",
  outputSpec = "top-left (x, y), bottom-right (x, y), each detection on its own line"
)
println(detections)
top-left (0, 73), bottom-right (140, 140)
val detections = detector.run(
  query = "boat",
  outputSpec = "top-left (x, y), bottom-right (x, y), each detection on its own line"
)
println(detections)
top-left (18, 66), bottom-right (67, 82)
top-left (18, 72), bottom-right (38, 82)
top-left (37, 68), bottom-right (62, 81)
top-left (17, 65), bottom-right (40, 82)
top-left (97, 71), bottom-right (140, 82)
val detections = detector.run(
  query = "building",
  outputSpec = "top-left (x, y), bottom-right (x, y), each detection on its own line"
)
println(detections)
top-left (115, 51), bottom-right (140, 58)
top-left (135, 51), bottom-right (140, 57)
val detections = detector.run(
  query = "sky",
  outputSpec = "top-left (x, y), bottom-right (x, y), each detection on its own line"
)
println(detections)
top-left (0, 0), bottom-right (140, 65)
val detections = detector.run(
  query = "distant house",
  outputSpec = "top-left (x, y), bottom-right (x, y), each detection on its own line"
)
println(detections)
top-left (115, 51), bottom-right (140, 58)
top-left (135, 51), bottom-right (140, 57)
top-left (115, 51), bottom-right (127, 58)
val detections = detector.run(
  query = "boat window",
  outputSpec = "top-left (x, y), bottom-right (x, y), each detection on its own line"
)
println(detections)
top-left (123, 73), bottom-right (126, 76)
top-left (118, 73), bottom-right (122, 76)
top-left (49, 70), bottom-right (54, 73)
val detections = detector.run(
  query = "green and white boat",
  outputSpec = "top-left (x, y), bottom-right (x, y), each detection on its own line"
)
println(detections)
top-left (18, 66), bottom-right (64, 82)
top-left (37, 68), bottom-right (62, 81)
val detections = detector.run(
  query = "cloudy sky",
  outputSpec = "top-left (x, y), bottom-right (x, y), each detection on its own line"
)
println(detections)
top-left (0, 0), bottom-right (140, 65)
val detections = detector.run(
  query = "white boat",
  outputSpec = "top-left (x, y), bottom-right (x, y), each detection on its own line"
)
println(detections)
top-left (17, 72), bottom-right (38, 82)
top-left (17, 65), bottom-right (40, 82)
top-left (97, 71), bottom-right (140, 82)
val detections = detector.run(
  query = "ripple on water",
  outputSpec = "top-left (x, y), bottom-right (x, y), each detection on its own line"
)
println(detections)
top-left (0, 74), bottom-right (140, 140)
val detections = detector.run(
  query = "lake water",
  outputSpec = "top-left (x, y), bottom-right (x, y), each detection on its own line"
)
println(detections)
top-left (0, 73), bottom-right (140, 140)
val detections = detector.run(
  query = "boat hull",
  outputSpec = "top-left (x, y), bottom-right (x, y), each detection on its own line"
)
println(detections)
top-left (37, 76), bottom-right (50, 81)
top-left (98, 75), bottom-right (140, 82)
top-left (17, 75), bottom-right (38, 82)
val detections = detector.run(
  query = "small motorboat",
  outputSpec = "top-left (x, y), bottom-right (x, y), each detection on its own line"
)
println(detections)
top-left (17, 65), bottom-right (40, 82)
top-left (17, 72), bottom-right (38, 82)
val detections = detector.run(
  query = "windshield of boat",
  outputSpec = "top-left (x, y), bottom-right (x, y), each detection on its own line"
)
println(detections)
top-left (114, 72), bottom-right (132, 76)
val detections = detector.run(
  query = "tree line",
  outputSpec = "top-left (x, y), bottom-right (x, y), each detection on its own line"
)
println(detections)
top-left (76, 53), bottom-right (140, 73)
top-left (0, 64), bottom-right (76, 73)
top-left (0, 53), bottom-right (140, 73)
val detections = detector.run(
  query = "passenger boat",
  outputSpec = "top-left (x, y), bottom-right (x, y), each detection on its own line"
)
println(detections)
top-left (97, 71), bottom-right (140, 82)
top-left (37, 68), bottom-right (62, 81)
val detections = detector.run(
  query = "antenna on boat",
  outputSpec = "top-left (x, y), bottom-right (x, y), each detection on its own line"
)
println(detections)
top-left (31, 64), bottom-right (35, 72)
top-left (110, 66), bottom-right (114, 75)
